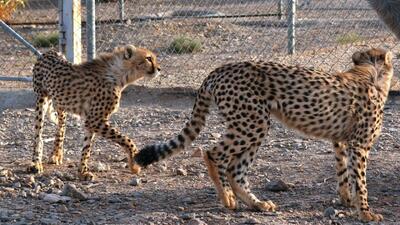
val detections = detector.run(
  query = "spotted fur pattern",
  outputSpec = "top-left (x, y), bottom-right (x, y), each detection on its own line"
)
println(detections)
top-left (28, 45), bottom-right (161, 181)
top-left (135, 48), bottom-right (393, 222)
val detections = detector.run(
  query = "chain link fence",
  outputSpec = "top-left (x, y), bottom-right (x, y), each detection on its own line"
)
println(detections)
top-left (1, 0), bottom-right (399, 90)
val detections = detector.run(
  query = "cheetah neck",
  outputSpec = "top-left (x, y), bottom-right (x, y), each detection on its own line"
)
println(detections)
top-left (347, 64), bottom-right (393, 98)
top-left (105, 56), bottom-right (142, 89)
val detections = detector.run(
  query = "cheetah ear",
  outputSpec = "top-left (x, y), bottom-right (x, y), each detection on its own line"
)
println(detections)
top-left (352, 51), bottom-right (369, 65)
top-left (384, 51), bottom-right (393, 66)
top-left (124, 45), bottom-right (137, 60)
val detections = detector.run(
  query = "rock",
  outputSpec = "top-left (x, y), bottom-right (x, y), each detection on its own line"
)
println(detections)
top-left (40, 218), bottom-right (59, 225)
top-left (243, 217), bottom-right (261, 224)
top-left (177, 168), bottom-right (188, 176)
top-left (180, 213), bottom-right (196, 220)
top-left (108, 197), bottom-right (122, 203)
top-left (61, 183), bottom-right (87, 200)
top-left (43, 193), bottom-right (71, 203)
top-left (186, 218), bottom-right (207, 225)
top-left (93, 162), bottom-right (110, 172)
top-left (0, 209), bottom-right (11, 222)
top-left (265, 179), bottom-right (290, 192)
top-left (129, 177), bottom-right (141, 186)
top-left (20, 191), bottom-right (27, 198)
top-left (324, 207), bottom-right (337, 218)
top-left (23, 211), bottom-right (34, 220)
top-left (13, 182), bottom-right (21, 188)
top-left (0, 177), bottom-right (7, 183)
top-left (211, 133), bottom-right (221, 139)
top-left (59, 205), bottom-right (68, 213)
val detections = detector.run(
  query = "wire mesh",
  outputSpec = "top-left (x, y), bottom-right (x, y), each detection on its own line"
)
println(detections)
top-left (0, 0), bottom-right (399, 90)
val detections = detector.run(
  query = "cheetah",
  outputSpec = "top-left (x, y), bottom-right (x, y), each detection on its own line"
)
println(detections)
top-left (134, 48), bottom-right (394, 222)
top-left (28, 45), bottom-right (160, 181)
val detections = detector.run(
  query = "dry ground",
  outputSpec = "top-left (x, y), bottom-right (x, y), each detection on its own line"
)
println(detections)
top-left (0, 86), bottom-right (399, 225)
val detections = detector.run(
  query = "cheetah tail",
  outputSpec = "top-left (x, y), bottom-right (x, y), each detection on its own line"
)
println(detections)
top-left (134, 86), bottom-right (212, 167)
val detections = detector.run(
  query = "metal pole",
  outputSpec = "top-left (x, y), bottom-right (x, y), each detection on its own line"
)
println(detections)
top-left (86, 0), bottom-right (96, 60)
top-left (62, 0), bottom-right (82, 63)
top-left (0, 20), bottom-right (41, 57)
top-left (287, 0), bottom-right (296, 55)
top-left (58, 0), bottom-right (65, 54)
top-left (119, 0), bottom-right (125, 22)
top-left (278, 0), bottom-right (284, 20)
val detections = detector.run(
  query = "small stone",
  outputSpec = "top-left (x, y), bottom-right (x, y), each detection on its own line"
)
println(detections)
top-left (20, 191), bottom-right (27, 198)
top-left (40, 218), bottom-right (59, 225)
top-left (180, 212), bottom-right (195, 220)
top-left (177, 168), bottom-right (188, 176)
top-left (93, 162), bottom-right (110, 172)
top-left (108, 197), bottom-right (122, 203)
top-left (186, 218), bottom-right (207, 225)
top-left (23, 211), bottom-right (34, 220)
top-left (324, 207), bottom-right (337, 218)
top-left (59, 205), bottom-right (68, 213)
top-left (265, 179), bottom-right (290, 192)
top-left (13, 182), bottom-right (21, 188)
top-left (129, 177), bottom-right (141, 186)
top-left (211, 133), bottom-right (221, 139)
top-left (43, 193), bottom-right (71, 203)
top-left (61, 183), bottom-right (88, 200)
top-left (0, 177), bottom-right (7, 183)
top-left (182, 196), bottom-right (194, 204)
top-left (243, 217), bottom-right (261, 224)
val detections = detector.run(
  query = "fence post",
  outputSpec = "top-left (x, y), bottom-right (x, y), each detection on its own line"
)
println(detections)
top-left (59, 0), bottom-right (82, 63)
top-left (287, 0), bottom-right (296, 55)
top-left (119, 0), bottom-right (125, 22)
top-left (278, 0), bottom-right (284, 20)
top-left (86, 0), bottom-right (96, 60)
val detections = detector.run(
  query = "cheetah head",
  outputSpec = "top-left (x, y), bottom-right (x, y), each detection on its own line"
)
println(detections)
top-left (116, 45), bottom-right (161, 81)
top-left (352, 48), bottom-right (394, 89)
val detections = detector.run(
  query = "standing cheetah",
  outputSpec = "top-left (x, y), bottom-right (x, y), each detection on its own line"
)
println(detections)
top-left (28, 45), bottom-right (160, 180)
top-left (134, 48), bottom-right (393, 222)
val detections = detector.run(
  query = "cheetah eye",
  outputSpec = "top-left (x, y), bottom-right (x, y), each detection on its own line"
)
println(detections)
top-left (145, 57), bottom-right (152, 62)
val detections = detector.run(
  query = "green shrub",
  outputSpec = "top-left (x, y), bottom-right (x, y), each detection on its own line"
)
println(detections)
top-left (336, 32), bottom-right (363, 45)
top-left (32, 33), bottom-right (59, 48)
top-left (168, 36), bottom-right (202, 54)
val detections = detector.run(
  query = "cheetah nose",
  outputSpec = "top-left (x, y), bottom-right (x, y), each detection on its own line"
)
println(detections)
top-left (157, 67), bottom-right (161, 72)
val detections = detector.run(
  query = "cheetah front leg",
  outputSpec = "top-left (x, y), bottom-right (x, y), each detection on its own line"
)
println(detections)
top-left (86, 120), bottom-right (141, 176)
top-left (78, 130), bottom-right (96, 181)
top-left (348, 145), bottom-right (383, 222)
top-left (28, 95), bottom-right (49, 174)
top-left (333, 142), bottom-right (352, 207)
top-left (49, 109), bottom-right (66, 165)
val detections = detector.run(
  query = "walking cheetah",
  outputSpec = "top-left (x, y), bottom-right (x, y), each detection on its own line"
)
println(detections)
top-left (134, 48), bottom-right (393, 222)
top-left (28, 45), bottom-right (160, 180)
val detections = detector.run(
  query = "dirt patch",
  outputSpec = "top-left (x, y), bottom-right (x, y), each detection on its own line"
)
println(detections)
top-left (0, 87), bottom-right (399, 225)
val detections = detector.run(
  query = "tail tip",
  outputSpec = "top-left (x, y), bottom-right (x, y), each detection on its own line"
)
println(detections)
top-left (134, 145), bottom-right (159, 167)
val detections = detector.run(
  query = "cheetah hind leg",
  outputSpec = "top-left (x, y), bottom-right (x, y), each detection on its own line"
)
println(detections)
top-left (49, 109), bottom-right (66, 165)
top-left (27, 95), bottom-right (49, 174)
top-left (203, 150), bottom-right (237, 210)
top-left (227, 147), bottom-right (276, 212)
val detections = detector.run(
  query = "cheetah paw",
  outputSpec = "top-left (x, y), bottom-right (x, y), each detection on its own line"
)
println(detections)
top-left (27, 162), bottom-right (43, 174)
top-left (221, 190), bottom-right (237, 210)
top-left (359, 210), bottom-right (383, 222)
top-left (130, 163), bottom-right (141, 175)
top-left (254, 200), bottom-right (277, 212)
top-left (49, 154), bottom-right (63, 165)
top-left (78, 172), bottom-right (95, 181)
